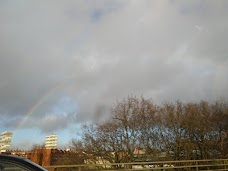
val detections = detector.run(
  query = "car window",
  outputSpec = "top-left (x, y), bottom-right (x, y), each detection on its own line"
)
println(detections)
top-left (0, 164), bottom-right (4, 171)
top-left (22, 158), bottom-right (48, 170)
top-left (0, 161), bottom-right (30, 171)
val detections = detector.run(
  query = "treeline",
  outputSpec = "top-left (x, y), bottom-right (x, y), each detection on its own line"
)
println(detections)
top-left (70, 96), bottom-right (228, 163)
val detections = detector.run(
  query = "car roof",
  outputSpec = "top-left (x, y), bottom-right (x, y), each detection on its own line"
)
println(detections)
top-left (0, 154), bottom-right (25, 160)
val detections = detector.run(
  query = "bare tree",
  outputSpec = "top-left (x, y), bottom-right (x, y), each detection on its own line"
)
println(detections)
top-left (70, 96), bottom-right (228, 162)
top-left (158, 101), bottom-right (186, 160)
top-left (31, 143), bottom-right (45, 150)
top-left (210, 99), bottom-right (228, 158)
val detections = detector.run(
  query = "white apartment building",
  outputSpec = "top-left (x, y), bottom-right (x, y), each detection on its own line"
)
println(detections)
top-left (0, 131), bottom-right (13, 151)
top-left (45, 134), bottom-right (57, 149)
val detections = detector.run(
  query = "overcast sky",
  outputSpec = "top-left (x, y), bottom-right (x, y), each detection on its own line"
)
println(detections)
top-left (0, 0), bottom-right (228, 149)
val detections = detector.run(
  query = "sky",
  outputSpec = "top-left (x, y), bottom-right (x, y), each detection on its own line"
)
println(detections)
top-left (0, 0), bottom-right (228, 150)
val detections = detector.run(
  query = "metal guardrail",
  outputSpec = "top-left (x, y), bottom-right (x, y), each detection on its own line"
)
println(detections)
top-left (44, 159), bottom-right (228, 171)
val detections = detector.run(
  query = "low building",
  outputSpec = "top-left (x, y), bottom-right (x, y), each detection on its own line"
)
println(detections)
top-left (11, 150), bottom-right (28, 158)
top-left (27, 148), bottom-right (52, 166)
top-left (26, 148), bottom-right (83, 166)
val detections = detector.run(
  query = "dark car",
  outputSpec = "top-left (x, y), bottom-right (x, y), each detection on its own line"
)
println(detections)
top-left (0, 154), bottom-right (48, 171)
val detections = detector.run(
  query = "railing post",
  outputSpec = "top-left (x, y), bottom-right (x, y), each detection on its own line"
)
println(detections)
top-left (196, 161), bottom-right (198, 171)
top-left (78, 166), bottom-right (81, 171)
top-left (224, 160), bottom-right (227, 170)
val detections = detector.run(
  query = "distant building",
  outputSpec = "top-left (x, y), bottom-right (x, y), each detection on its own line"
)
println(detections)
top-left (133, 148), bottom-right (145, 155)
top-left (0, 131), bottom-right (13, 151)
top-left (11, 149), bottom-right (27, 158)
top-left (45, 134), bottom-right (57, 149)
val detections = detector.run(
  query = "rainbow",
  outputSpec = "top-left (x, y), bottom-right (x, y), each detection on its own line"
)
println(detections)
top-left (15, 84), bottom-right (61, 130)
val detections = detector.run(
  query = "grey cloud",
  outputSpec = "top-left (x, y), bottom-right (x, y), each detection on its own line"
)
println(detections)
top-left (0, 1), bottom-right (228, 133)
